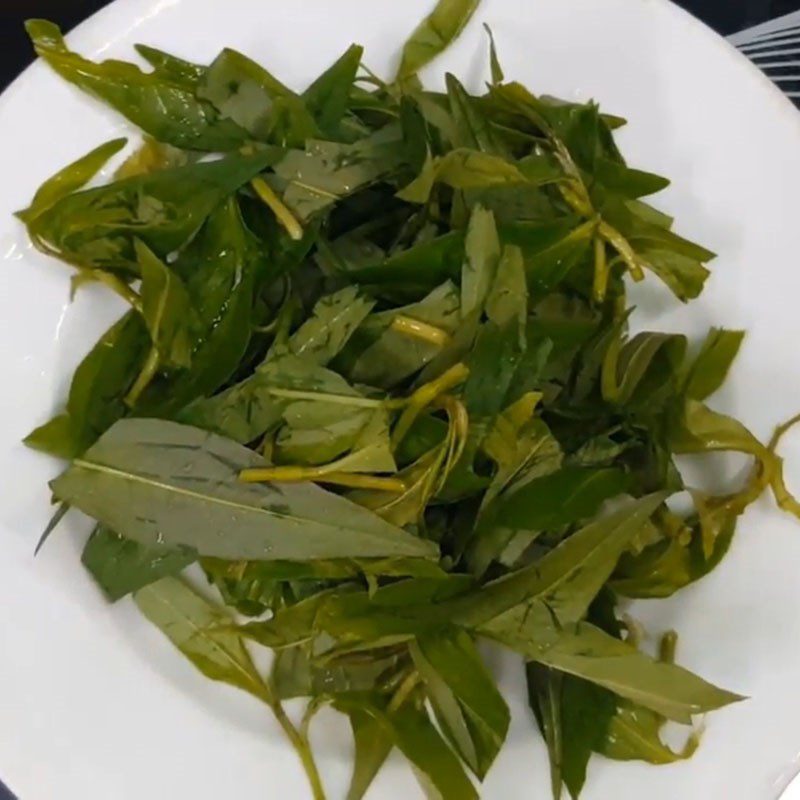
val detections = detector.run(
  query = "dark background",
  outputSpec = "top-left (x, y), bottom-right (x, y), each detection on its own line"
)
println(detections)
top-left (1, 0), bottom-right (800, 88)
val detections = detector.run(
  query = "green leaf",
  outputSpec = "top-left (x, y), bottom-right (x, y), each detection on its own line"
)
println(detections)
top-left (606, 332), bottom-right (687, 407)
top-left (51, 418), bottom-right (439, 562)
top-left (17, 137), bottom-right (127, 224)
top-left (495, 467), bottom-right (629, 534)
top-left (31, 148), bottom-right (282, 271)
top-left (411, 628), bottom-right (510, 779)
top-left (483, 25), bottom-right (504, 85)
top-left (683, 328), bottom-right (745, 402)
top-left (397, 149), bottom-right (527, 203)
top-left (303, 44), bottom-right (364, 137)
top-left (527, 664), bottom-right (617, 800)
top-left (138, 199), bottom-right (266, 416)
top-left (278, 406), bottom-right (397, 475)
top-left (593, 159), bottom-right (670, 199)
top-left (348, 281), bottom-right (461, 389)
top-left (471, 466), bottom-right (629, 576)
top-left (24, 311), bottom-right (149, 458)
top-left (134, 44), bottom-right (206, 87)
top-left (486, 244), bottom-right (527, 331)
top-left (181, 287), bottom-right (374, 442)
top-left (271, 645), bottom-right (403, 700)
top-left (445, 73), bottom-right (507, 155)
top-left (396, 0), bottom-right (481, 80)
top-left (27, 21), bottom-right (248, 151)
top-left (349, 231), bottom-right (465, 293)
top-left (274, 126), bottom-right (404, 220)
top-left (639, 248), bottom-right (710, 302)
top-left (600, 702), bottom-right (699, 764)
top-left (460, 204), bottom-right (501, 318)
top-left (498, 620), bottom-right (742, 724)
top-left (342, 705), bottom-right (395, 800)
top-left (338, 698), bottom-right (479, 800)
top-left (613, 509), bottom-right (737, 599)
top-left (459, 493), bottom-right (666, 628)
top-left (82, 526), bottom-right (195, 601)
top-left (198, 48), bottom-right (317, 147)
top-left (136, 240), bottom-right (196, 369)
top-left (134, 576), bottom-right (270, 701)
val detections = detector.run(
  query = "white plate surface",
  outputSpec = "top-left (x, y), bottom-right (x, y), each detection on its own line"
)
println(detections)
top-left (1, 1), bottom-right (800, 798)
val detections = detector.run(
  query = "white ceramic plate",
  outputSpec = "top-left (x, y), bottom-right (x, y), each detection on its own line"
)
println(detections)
top-left (2, 1), bottom-right (800, 798)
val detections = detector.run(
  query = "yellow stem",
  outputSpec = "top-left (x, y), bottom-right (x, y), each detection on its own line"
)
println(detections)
top-left (599, 221), bottom-right (645, 282)
top-left (252, 176), bottom-right (304, 241)
top-left (392, 363), bottom-right (470, 448)
top-left (592, 235), bottom-right (609, 303)
top-left (390, 315), bottom-right (451, 346)
top-left (388, 671), bottom-right (420, 713)
top-left (125, 346), bottom-right (160, 407)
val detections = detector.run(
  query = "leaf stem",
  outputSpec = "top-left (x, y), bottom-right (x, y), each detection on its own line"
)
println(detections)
top-left (74, 269), bottom-right (144, 312)
top-left (390, 315), bottom-right (451, 346)
top-left (266, 388), bottom-right (386, 409)
top-left (387, 670), bottom-right (420, 713)
top-left (768, 412), bottom-right (800, 518)
top-left (125, 346), bottom-right (160, 407)
top-left (392, 363), bottom-right (470, 448)
top-left (240, 466), bottom-right (406, 493)
top-left (599, 221), bottom-right (645, 282)
top-left (252, 176), bottom-right (304, 241)
top-left (266, 691), bottom-right (328, 800)
top-left (592, 235), bottom-right (609, 303)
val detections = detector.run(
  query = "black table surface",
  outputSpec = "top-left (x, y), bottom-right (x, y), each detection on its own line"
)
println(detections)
top-left (2, 0), bottom-right (800, 89)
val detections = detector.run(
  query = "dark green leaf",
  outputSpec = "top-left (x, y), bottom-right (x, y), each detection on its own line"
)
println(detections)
top-left (31, 149), bottom-right (282, 270)
top-left (411, 628), bottom-right (510, 779)
top-left (303, 45), bottom-right (364, 137)
top-left (82, 526), bottom-right (195, 601)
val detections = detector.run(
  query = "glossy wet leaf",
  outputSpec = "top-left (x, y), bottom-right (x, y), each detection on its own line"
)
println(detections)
top-left (51, 418), bottom-right (439, 561)
top-left (397, 0), bottom-right (481, 80)
top-left (17, 137), bottom-right (127, 224)
top-left (136, 240), bottom-right (196, 368)
top-left (27, 21), bottom-right (248, 151)
top-left (25, 311), bottom-right (149, 458)
top-left (30, 148), bottom-right (281, 270)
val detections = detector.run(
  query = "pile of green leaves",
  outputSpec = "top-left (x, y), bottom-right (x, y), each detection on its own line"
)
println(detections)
top-left (22, 2), bottom-right (800, 798)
